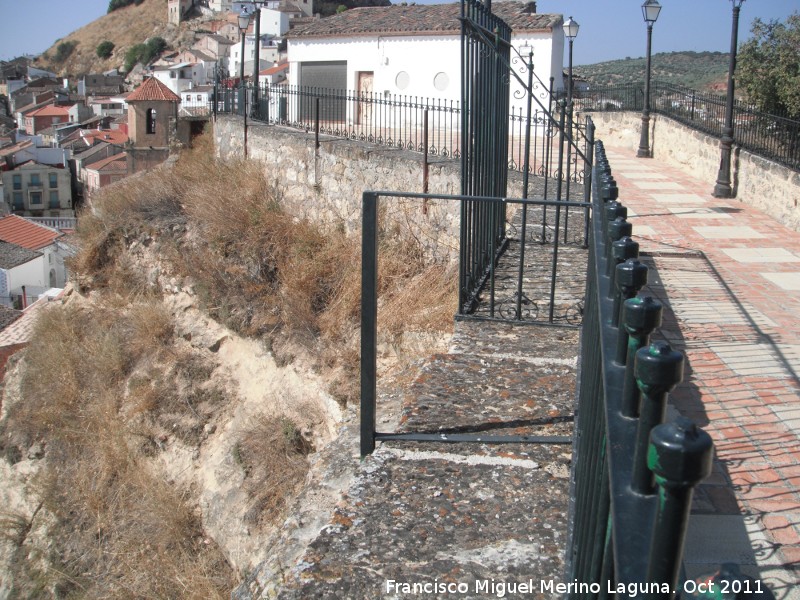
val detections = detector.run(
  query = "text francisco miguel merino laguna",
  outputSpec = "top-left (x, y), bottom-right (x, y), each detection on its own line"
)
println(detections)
top-left (385, 579), bottom-right (681, 597)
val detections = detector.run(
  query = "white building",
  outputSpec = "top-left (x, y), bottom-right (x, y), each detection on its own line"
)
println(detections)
top-left (152, 62), bottom-right (208, 95)
top-left (0, 241), bottom-right (47, 308)
top-left (287, 2), bottom-right (564, 111)
top-left (229, 35), bottom-right (276, 78)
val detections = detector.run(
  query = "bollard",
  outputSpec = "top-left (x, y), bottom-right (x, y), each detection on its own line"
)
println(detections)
top-left (612, 258), bottom-right (648, 325)
top-left (630, 342), bottom-right (684, 494)
top-left (646, 418), bottom-right (713, 596)
top-left (620, 296), bottom-right (662, 417)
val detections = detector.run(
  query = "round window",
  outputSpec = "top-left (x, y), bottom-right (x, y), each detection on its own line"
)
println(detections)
top-left (395, 71), bottom-right (410, 90)
top-left (433, 72), bottom-right (449, 91)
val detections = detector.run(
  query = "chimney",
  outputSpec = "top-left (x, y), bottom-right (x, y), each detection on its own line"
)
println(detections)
top-left (522, 1), bottom-right (536, 13)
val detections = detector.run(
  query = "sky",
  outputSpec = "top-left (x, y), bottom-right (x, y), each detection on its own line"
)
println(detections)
top-left (0, 0), bottom-right (797, 65)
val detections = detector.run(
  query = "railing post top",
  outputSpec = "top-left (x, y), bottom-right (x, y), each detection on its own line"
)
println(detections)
top-left (608, 217), bottom-right (634, 243)
top-left (606, 200), bottom-right (627, 222)
top-left (623, 295), bottom-right (662, 335)
top-left (636, 341), bottom-right (684, 395)
top-left (612, 235), bottom-right (639, 262)
top-left (648, 416), bottom-right (714, 490)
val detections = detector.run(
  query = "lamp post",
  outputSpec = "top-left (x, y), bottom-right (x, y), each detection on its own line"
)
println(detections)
top-left (713, 0), bottom-right (745, 198)
top-left (637, 0), bottom-right (661, 158)
top-left (562, 16), bottom-right (579, 242)
top-left (563, 16), bottom-right (579, 104)
top-left (238, 8), bottom-right (251, 158)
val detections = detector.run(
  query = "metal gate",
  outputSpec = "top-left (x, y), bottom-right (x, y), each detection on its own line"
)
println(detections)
top-left (458, 0), bottom-right (512, 313)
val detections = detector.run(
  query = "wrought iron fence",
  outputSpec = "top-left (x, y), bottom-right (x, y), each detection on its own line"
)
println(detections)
top-left (213, 80), bottom-right (588, 183)
top-left (567, 139), bottom-right (716, 597)
top-left (575, 80), bottom-right (800, 171)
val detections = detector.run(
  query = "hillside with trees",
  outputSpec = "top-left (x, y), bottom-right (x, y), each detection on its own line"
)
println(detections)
top-left (574, 51), bottom-right (730, 91)
top-left (32, 0), bottom-right (196, 77)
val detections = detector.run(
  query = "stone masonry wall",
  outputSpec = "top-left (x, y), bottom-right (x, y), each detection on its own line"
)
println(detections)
top-left (590, 111), bottom-right (800, 232)
top-left (214, 117), bottom-right (533, 262)
top-left (214, 116), bottom-right (464, 262)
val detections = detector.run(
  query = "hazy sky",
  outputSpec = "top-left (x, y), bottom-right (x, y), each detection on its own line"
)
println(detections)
top-left (0, 0), bottom-right (797, 65)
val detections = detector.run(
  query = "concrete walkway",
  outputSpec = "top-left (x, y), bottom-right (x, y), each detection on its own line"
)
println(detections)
top-left (605, 147), bottom-right (800, 598)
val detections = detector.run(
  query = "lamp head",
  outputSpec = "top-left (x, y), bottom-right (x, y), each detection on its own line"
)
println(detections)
top-left (563, 16), bottom-right (579, 41)
top-left (641, 0), bottom-right (661, 24)
top-left (238, 8), bottom-right (251, 32)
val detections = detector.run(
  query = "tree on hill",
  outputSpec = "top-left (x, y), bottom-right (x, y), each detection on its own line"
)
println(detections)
top-left (737, 12), bottom-right (800, 119)
top-left (124, 36), bottom-right (168, 72)
top-left (54, 41), bottom-right (78, 63)
top-left (97, 41), bottom-right (115, 59)
top-left (108, 0), bottom-right (144, 13)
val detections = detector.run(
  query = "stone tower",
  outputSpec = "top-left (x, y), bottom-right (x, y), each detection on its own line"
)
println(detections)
top-left (125, 77), bottom-right (181, 175)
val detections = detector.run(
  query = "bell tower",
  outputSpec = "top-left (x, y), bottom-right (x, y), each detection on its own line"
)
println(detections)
top-left (125, 77), bottom-right (181, 174)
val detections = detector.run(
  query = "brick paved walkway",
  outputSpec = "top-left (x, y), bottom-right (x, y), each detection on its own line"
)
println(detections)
top-left (605, 147), bottom-right (800, 599)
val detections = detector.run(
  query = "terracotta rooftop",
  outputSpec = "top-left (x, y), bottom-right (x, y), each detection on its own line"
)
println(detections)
top-left (289, 2), bottom-right (560, 38)
top-left (0, 215), bottom-right (62, 251)
top-left (27, 104), bottom-right (71, 117)
top-left (81, 128), bottom-right (129, 145)
top-left (260, 62), bottom-right (290, 76)
top-left (126, 77), bottom-right (181, 103)
top-left (85, 152), bottom-right (128, 172)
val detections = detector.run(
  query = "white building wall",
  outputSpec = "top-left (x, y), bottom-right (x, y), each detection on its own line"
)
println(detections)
top-left (288, 32), bottom-right (564, 112)
top-left (259, 8), bottom-right (290, 37)
top-left (5, 256), bottom-right (47, 307)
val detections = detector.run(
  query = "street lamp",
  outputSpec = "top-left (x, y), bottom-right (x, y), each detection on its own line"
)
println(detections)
top-left (637, 0), bottom-right (661, 158)
top-left (238, 8), bottom-right (250, 84)
top-left (713, 0), bottom-right (745, 198)
top-left (238, 8), bottom-right (251, 157)
top-left (562, 16), bottom-right (579, 104)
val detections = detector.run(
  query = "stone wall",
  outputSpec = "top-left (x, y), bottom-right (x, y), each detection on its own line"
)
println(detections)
top-left (590, 111), bottom-right (800, 232)
top-left (215, 116), bottom-right (465, 261)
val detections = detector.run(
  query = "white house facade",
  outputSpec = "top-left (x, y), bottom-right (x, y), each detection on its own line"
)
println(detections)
top-left (287, 2), bottom-right (564, 113)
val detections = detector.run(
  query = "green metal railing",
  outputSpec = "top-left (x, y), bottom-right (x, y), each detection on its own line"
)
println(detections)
top-left (568, 140), bottom-right (715, 597)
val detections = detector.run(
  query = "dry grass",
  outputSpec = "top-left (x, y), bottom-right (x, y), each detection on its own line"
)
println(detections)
top-left (2, 303), bottom-right (235, 598)
top-left (235, 413), bottom-right (314, 527)
top-left (1, 129), bottom-right (458, 596)
top-left (72, 132), bottom-right (455, 406)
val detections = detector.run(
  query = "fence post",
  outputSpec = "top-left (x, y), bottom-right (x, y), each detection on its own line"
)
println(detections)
top-left (583, 117), bottom-right (595, 247)
top-left (621, 296), bottom-right (662, 418)
top-left (630, 342), bottom-right (685, 494)
top-left (315, 97), bottom-right (320, 150)
top-left (360, 192), bottom-right (379, 457)
top-left (423, 109), bottom-right (429, 200)
top-left (646, 418), bottom-right (713, 596)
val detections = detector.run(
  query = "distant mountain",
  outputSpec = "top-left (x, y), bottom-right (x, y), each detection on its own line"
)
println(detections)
top-left (574, 51), bottom-right (730, 91)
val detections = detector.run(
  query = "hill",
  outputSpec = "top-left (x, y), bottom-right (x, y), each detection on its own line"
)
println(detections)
top-left (33, 0), bottom-right (198, 77)
top-left (574, 51), bottom-right (730, 91)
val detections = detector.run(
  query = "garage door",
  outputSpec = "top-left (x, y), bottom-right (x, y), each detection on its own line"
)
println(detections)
top-left (299, 61), bottom-right (346, 122)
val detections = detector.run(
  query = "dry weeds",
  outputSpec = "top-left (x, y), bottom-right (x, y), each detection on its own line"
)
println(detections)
top-left (1, 302), bottom-right (235, 598)
top-left (2, 129), bottom-right (457, 597)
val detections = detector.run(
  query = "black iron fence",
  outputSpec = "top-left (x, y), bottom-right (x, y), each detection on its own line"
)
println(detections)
top-left (359, 190), bottom-right (590, 456)
top-left (567, 139), bottom-right (715, 597)
top-left (213, 80), bottom-right (587, 183)
top-left (573, 80), bottom-right (800, 171)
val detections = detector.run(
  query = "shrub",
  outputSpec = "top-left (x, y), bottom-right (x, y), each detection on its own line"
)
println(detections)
top-left (108, 0), bottom-right (144, 13)
top-left (54, 40), bottom-right (77, 62)
top-left (96, 40), bottom-right (115, 59)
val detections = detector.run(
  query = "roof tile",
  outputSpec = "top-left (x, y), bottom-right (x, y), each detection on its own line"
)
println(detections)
top-left (126, 77), bottom-right (181, 103)
top-left (288, 2), bottom-right (560, 38)
top-left (0, 215), bottom-right (62, 251)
